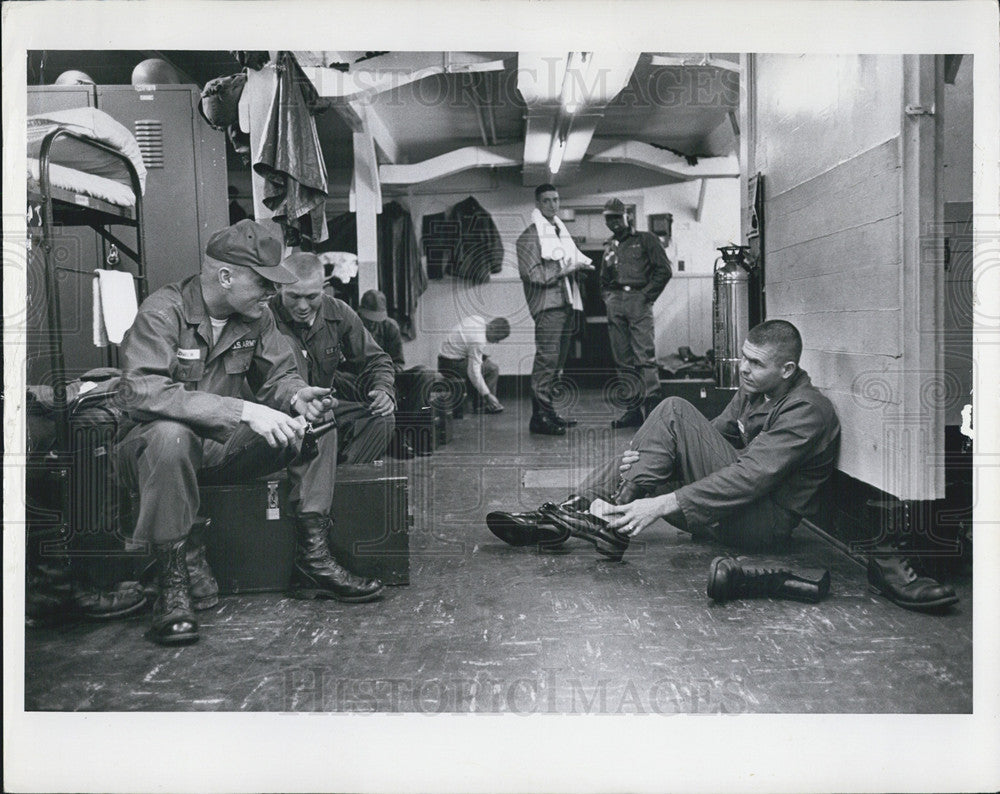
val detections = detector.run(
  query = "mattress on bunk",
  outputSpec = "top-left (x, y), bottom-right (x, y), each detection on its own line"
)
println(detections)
top-left (28, 158), bottom-right (137, 208)
top-left (27, 107), bottom-right (147, 195)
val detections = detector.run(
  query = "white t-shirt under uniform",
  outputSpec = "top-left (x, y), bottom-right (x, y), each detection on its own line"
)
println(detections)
top-left (439, 315), bottom-right (491, 396)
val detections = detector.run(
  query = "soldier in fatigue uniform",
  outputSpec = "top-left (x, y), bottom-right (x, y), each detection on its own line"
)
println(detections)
top-left (600, 197), bottom-right (672, 428)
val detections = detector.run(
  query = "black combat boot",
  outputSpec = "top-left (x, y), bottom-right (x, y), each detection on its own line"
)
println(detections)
top-left (150, 539), bottom-right (199, 645)
top-left (141, 518), bottom-right (218, 611)
top-left (529, 397), bottom-right (566, 436)
top-left (537, 481), bottom-right (643, 562)
top-left (184, 519), bottom-right (220, 610)
top-left (867, 556), bottom-right (958, 611)
top-left (707, 557), bottom-right (831, 604)
top-left (288, 514), bottom-right (385, 602)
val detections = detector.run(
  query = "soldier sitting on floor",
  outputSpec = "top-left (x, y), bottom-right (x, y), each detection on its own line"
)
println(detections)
top-left (487, 319), bottom-right (958, 612)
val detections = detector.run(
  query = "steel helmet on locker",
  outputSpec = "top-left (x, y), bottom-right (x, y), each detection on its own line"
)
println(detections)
top-left (131, 58), bottom-right (181, 86)
top-left (54, 70), bottom-right (95, 86)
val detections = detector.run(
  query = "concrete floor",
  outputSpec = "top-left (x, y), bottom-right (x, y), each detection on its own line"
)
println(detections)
top-left (24, 391), bottom-right (972, 713)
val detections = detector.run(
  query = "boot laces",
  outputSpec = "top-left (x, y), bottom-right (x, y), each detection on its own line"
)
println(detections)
top-left (897, 557), bottom-right (919, 583)
top-left (734, 561), bottom-right (786, 596)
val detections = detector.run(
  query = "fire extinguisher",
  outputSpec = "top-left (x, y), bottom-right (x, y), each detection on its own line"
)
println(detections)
top-left (713, 245), bottom-right (755, 390)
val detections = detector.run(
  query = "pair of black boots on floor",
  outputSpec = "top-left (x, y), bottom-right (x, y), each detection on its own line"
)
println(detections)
top-left (148, 515), bottom-right (384, 646)
top-left (486, 481), bottom-right (643, 561)
top-left (488, 485), bottom-right (834, 604)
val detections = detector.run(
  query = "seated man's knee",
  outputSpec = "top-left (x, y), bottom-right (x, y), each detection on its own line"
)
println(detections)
top-left (648, 396), bottom-right (699, 422)
top-left (137, 420), bottom-right (199, 460)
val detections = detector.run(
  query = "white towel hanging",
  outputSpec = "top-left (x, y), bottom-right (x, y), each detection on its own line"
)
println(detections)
top-left (92, 269), bottom-right (138, 346)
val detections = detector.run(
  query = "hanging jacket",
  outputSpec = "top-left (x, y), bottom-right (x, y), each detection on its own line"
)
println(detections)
top-left (447, 196), bottom-right (504, 283)
top-left (378, 201), bottom-right (426, 340)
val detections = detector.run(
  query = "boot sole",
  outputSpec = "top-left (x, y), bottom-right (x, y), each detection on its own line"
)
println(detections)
top-left (288, 586), bottom-right (386, 603)
top-left (146, 628), bottom-right (199, 646)
top-left (867, 584), bottom-right (959, 611)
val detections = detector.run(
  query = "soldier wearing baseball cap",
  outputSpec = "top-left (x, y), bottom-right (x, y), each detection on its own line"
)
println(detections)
top-left (205, 218), bottom-right (297, 284)
top-left (600, 197), bottom-right (673, 428)
top-left (117, 221), bottom-right (384, 648)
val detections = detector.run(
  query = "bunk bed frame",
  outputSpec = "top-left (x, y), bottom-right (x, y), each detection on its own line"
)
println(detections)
top-left (28, 127), bottom-right (148, 452)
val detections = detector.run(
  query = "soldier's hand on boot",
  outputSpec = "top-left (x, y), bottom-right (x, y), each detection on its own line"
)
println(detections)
top-left (619, 449), bottom-right (640, 474)
top-left (292, 387), bottom-right (337, 423)
top-left (604, 494), bottom-right (673, 537)
top-left (486, 394), bottom-right (504, 412)
top-left (367, 389), bottom-right (395, 417)
top-left (243, 402), bottom-right (307, 448)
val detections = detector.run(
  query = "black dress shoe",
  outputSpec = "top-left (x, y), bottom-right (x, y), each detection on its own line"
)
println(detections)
top-left (538, 502), bottom-right (630, 561)
top-left (611, 409), bottom-right (644, 429)
top-left (529, 414), bottom-right (566, 436)
top-left (867, 556), bottom-right (959, 611)
top-left (486, 510), bottom-right (571, 549)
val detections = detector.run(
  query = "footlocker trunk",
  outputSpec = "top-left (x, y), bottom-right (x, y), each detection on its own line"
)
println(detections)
top-left (199, 476), bottom-right (297, 594)
top-left (327, 464), bottom-right (411, 586)
top-left (199, 465), bottom-right (410, 593)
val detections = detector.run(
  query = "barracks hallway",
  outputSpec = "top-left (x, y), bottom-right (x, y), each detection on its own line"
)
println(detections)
top-left (24, 389), bottom-right (973, 714)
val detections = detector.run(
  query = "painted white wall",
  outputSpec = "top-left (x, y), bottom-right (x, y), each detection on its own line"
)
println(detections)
top-left (751, 54), bottom-right (904, 196)
top-left (748, 54), bottom-right (960, 500)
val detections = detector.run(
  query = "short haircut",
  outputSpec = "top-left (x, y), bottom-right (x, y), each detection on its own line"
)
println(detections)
top-left (282, 251), bottom-right (324, 282)
top-left (534, 183), bottom-right (558, 200)
top-left (486, 316), bottom-right (511, 341)
top-left (746, 319), bottom-right (803, 364)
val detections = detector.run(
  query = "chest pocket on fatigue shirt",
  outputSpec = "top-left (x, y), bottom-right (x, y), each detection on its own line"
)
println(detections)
top-left (175, 356), bottom-right (205, 384)
top-left (224, 341), bottom-right (256, 375)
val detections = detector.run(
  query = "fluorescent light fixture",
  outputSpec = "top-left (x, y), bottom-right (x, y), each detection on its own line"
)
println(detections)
top-left (548, 137), bottom-right (566, 174)
top-left (560, 51), bottom-right (591, 114)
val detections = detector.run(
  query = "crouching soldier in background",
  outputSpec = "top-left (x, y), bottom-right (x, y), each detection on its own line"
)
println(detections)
top-left (117, 221), bottom-right (384, 647)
